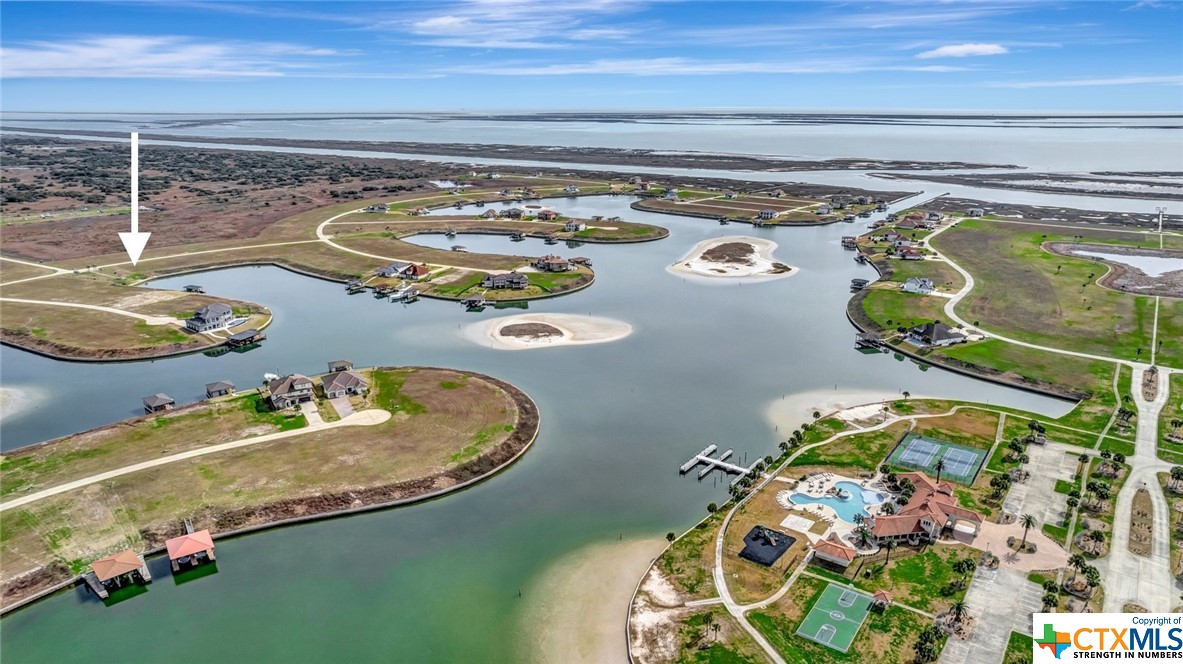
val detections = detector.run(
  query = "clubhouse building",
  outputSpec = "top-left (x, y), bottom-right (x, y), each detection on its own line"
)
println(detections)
top-left (869, 472), bottom-right (983, 544)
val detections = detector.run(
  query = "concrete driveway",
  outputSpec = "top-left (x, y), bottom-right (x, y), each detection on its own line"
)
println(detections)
top-left (953, 520), bottom-right (1069, 573)
top-left (330, 397), bottom-right (354, 419)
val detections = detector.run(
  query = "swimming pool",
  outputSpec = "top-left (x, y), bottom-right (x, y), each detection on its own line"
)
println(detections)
top-left (789, 481), bottom-right (887, 524)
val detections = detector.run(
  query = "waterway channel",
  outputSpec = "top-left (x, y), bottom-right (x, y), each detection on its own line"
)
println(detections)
top-left (1, 194), bottom-right (1074, 661)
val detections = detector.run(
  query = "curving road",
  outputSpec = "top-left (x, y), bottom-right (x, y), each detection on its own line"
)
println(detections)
top-left (0, 296), bottom-right (178, 325)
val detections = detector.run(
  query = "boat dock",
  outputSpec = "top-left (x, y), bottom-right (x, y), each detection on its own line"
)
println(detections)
top-left (855, 331), bottom-right (886, 351)
top-left (680, 445), bottom-right (761, 486)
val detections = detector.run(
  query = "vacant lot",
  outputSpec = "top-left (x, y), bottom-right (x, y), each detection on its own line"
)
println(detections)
top-left (932, 219), bottom-right (1183, 366)
top-left (0, 368), bottom-right (536, 608)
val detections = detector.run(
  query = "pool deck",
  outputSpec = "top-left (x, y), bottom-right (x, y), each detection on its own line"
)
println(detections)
top-left (775, 472), bottom-right (897, 550)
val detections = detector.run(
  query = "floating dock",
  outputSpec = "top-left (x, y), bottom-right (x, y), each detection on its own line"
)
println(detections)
top-left (680, 445), bottom-right (761, 486)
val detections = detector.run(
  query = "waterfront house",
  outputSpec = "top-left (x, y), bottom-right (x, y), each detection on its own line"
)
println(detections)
top-left (165, 530), bottom-right (216, 573)
top-left (267, 374), bottom-right (314, 409)
top-left (564, 220), bottom-right (586, 232)
top-left (564, 184), bottom-right (580, 194)
top-left (501, 208), bottom-right (524, 219)
top-left (724, 191), bottom-right (738, 199)
top-left (830, 197), bottom-right (846, 210)
top-left (907, 322), bottom-right (966, 347)
top-left (483, 272), bottom-right (529, 290)
top-left (401, 264), bottom-right (431, 280)
top-left (182, 285), bottom-right (204, 293)
top-left (901, 277), bottom-right (935, 294)
top-left (639, 182), bottom-right (652, 191)
top-left (185, 303), bottom-right (234, 332)
top-left (205, 381), bottom-right (235, 398)
top-left (479, 209), bottom-right (499, 219)
top-left (532, 255), bottom-right (570, 272)
top-left (770, 189), bottom-right (785, 198)
top-left (664, 190), bottom-right (679, 200)
top-left (757, 209), bottom-right (780, 220)
top-left (628, 176), bottom-right (643, 185)
top-left (89, 549), bottom-right (150, 591)
top-left (855, 196), bottom-right (870, 205)
top-left (896, 218), bottom-right (921, 230)
top-left (883, 231), bottom-right (903, 243)
top-left (377, 261), bottom-right (412, 278)
top-left (327, 360), bottom-right (353, 373)
top-left (811, 532), bottom-right (858, 568)
top-left (870, 471), bottom-right (982, 544)
top-left (886, 213), bottom-right (899, 222)
top-left (537, 209), bottom-right (560, 221)
top-left (142, 393), bottom-right (175, 413)
top-left (816, 204), bottom-right (832, 215)
top-left (486, 172), bottom-right (502, 179)
top-left (898, 247), bottom-right (924, 260)
top-left (321, 370), bottom-right (368, 399)
top-left (926, 211), bottom-right (942, 222)
top-left (966, 208), bottom-right (985, 217)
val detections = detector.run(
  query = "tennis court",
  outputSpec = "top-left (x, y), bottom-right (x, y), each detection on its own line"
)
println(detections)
top-left (795, 583), bottom-right (873, 653)
top-left (885, 432), bottom-right (987, 484)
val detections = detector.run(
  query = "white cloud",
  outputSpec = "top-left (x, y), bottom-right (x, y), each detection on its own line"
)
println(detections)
top-left (447, 57), bottom-right (967, 76)
top-left (915, 43), bottom-right (1009, 59)
top-left (0, 35), bottom-right (352, 78)
top-left (987, 75), bottom-right (1183, 89)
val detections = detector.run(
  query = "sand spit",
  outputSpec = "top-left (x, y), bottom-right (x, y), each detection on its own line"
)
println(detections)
top-left (0, 387), bottom-right (43, 424)
top-left (466, 313), bottom-right (632, 351)
top-left (765, 388), bottom-right (934, 434)
top-left (517, 537), bottom-right (667, 664)
top-left (667, 236), bottom-right (797, 282)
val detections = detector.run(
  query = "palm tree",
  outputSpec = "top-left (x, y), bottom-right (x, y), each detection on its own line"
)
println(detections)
top-left (934, 458), bottom-right (946, 484)
top-left (1171, 466), bottom-right (1183, 491)
top-left (948, 599), bottom-right (969, 625)
top-left (883, 540), bottom-right (897, 566)
top-left (1077, 453), bottom-right (1089, 477)
top-left (702, 612), bottom-right (715, 642)
top-left (1067, 496), bottom-right (1079, 510)
top-left (1089, 529), bottom-right (1106, 554)
top-left (1068, 553), bottom-right (1086, 584)
top-left (855, 528), bottom-right (874, 548)
top-left (1042, 592), bottom-right (1058, 610)
top-left (1020, 514), bottom-right (1037, 550)
top-left (711, 621), bottom-right (721, 642)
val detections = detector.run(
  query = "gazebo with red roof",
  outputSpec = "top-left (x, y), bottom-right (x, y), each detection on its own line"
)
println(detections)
top-left (165, 529), bottom-right (216, 573)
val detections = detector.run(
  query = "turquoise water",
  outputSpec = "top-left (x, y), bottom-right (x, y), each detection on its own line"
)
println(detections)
top-left (789, 480), bottom-right (886, 523)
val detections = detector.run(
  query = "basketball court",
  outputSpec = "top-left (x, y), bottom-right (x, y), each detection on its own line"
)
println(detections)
top-left (795, 583), bottom-right (873, 653)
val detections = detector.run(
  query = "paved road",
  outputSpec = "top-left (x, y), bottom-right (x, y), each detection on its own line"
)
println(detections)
top-left (0, 296), bottom-right (179, 325)
top-left (0, 408), bottom-right (391, 513)
top-left (1101, 367), bottom-right (1175, 612)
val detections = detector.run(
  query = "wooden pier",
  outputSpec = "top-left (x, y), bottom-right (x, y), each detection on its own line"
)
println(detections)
top-left (679, 445), bottom-right (761, 486)
top-left (855, 331), bottom-right (886, 351)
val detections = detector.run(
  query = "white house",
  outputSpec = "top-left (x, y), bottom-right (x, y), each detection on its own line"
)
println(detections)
top-left (564, 184), bottom-right (580, 194)
top-left (816, 204), bottom-right (832, 215)
top-left (758, 209), bottom-right (780, 220)
top-left (664, 190), bottom-right (679, 200)
top-left (901, 277), bottom-right (935, 294)
top-left (186, 303), bottom-right (233, 332)
top-left (564, 220), bottom-right (587, 232)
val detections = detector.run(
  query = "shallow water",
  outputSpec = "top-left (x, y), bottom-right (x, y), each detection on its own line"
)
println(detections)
top-left (1075, 250), bottom-right (1183, 277)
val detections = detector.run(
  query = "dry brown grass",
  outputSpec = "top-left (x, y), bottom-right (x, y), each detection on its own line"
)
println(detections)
top-left (722, 486), bottom-right (816, 604)
top-left (0, 368), bottom-right (523, 589)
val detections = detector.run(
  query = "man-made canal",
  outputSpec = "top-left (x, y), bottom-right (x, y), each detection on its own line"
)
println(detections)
top-left (0, 195), bottom-right (1071, 661)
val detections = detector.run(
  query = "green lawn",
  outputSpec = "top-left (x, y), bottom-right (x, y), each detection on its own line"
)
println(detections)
top-left (931, 219), bottom-right (1183, 366)
top-left (1054, 479), bottom-right (1076, 495)
top-left (1003, 631), bottom-right (1033, 664)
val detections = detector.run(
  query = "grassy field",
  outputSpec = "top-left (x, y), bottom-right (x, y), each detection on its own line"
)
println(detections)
top-left (812, 543), bottom-right (976, 614)
top-left (1161, 373), bottom-right (1183, 463)
top-left (860, 290), bottom-right (949, 333)
top-left (748, 574), bottom-right (940, 664)
top-left (0, 368), bottom-right (528, 599)
top-left (931, 219), bottom-right (1183, 366)
top-left (0, 259), bottom-right (59, 283)
top-left (658, 511), bottom-right (726, 600)
top-left (1003, 631), bottom-right (1033, 664)
top-left (788, 423), bottom-right (911, 473)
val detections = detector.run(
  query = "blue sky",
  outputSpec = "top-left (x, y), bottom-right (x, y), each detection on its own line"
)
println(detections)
top-left (1, 0), bottom-right (1181, 112)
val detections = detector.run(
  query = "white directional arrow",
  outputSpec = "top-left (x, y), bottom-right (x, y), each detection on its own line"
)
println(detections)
top-left (118, 132), bottom-right (151, 265)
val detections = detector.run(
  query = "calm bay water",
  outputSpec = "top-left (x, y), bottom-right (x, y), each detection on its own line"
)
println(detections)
top-left (0, 194), bottom-right (1072, 662)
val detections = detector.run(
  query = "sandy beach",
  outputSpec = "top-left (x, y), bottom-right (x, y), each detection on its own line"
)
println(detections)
top-left (0, 386), bottom-right (42, 424)
top-left (667, 236), bottom-right (797, 282)
top-left (765, 387), bottom-right (934, 434)
top-left (465, 313), bottom-right (633, 351)
top-left (517, 537), bottom-right (667, 663)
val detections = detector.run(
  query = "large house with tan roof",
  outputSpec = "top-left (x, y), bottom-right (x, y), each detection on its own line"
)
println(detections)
top-left (869, 471), bottom-right (983, 545)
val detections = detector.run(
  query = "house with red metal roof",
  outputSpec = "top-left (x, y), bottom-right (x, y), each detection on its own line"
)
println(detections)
top-left (165, 529), bottom-right (217, 573)
top-left (870, 471), bottom-right (983, 545)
